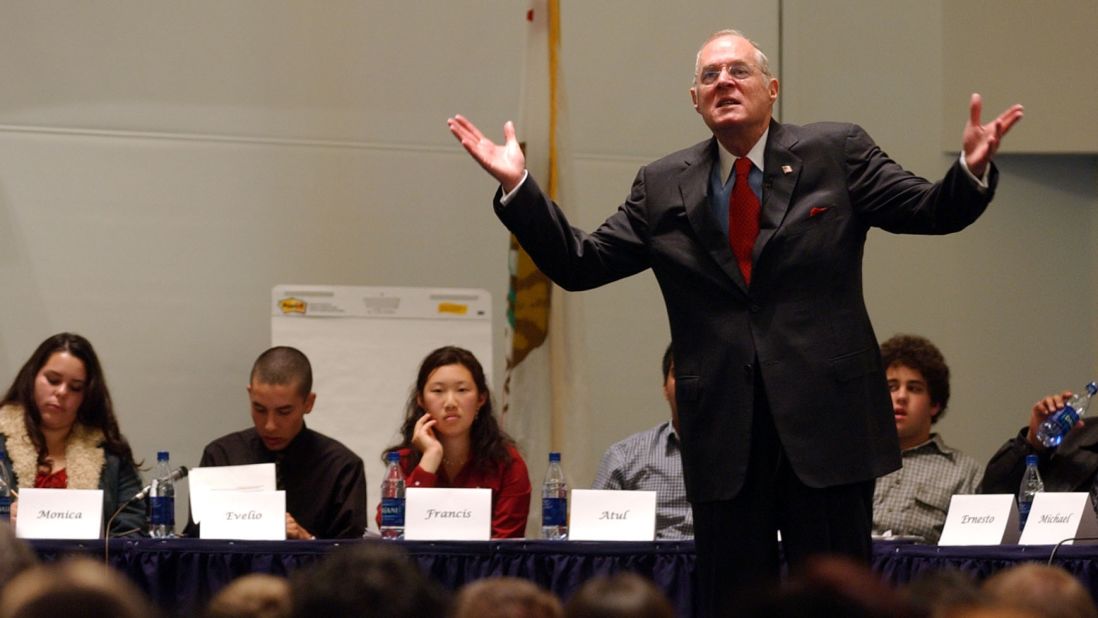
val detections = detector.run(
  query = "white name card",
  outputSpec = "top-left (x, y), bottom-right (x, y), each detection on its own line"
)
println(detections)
top-left (16, 488), bottom-right (103, 539)
top-left (200, 490), bottom-right (286, 540)
top-left (404, 488), bottom-right (491, 540)
top-left (939, 494), bottom-right (1019, 545)
top-left (189, 463), bottom-right (277, 525)
top-left (569, 489), bottom-right (657, 541)
top-left (1019, 492), bottom-right (1098, 545)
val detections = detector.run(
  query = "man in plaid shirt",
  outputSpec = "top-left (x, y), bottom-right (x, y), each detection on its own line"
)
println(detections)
top-left (872, 334), bottom-right (982, 543)
top-left (593, 344), bottom-right (693, 539)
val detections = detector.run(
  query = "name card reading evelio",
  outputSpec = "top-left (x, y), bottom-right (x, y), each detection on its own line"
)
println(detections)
top-left (1019, 492), bottom-right (1098, 545)
top-left (201, 490), bottom-right (286, 540)
top-left (939, 494), bottom-right (1019, 546)
top-left (569, 489), bottom-right (657, 541)
top-left (405, 488), bottom-right (491, 541)
top-left (16, 488), bottom-right (103, 539)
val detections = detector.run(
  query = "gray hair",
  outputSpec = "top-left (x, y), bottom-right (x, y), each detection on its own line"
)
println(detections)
top-left (693, 29), bottom-right (773, 84)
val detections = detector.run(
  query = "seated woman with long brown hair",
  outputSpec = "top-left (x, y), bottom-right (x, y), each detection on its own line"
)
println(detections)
top-left (378, 345), bottom-right (530, 538)
top-left (0, 333), bottom-right (145, 536)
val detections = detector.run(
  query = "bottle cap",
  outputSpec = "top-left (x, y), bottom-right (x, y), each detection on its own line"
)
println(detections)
top-left (548, 452), bottom-right (561, 462)
top-left (1025, 454), bottom-right (1039, 466)
top-left (387, 451), bottom-right (400, 462)
top-left (157, 451), bottom-right (169, 461)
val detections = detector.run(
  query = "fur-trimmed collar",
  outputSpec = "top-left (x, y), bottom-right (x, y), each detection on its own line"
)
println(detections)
top-left (0, 404), bottom-right (105, 490)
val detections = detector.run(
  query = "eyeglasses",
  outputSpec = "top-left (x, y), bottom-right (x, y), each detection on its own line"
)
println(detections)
top-left (698, 63), bottom-right (756, 85)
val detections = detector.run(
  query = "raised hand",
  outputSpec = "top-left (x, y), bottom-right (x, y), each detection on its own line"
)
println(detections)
top-left (412, 412), bottom-right (444, 473)
top-left (962, 93), bottom-right (1024, 179)
top-left (447, 115), bottom-right (526, 193)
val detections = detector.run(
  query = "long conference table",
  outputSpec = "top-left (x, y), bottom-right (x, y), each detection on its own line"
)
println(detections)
top-left (29, 538), bottom-right (1098, 616)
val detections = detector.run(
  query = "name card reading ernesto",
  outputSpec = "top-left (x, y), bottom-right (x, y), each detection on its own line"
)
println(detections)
top-left (939, 494), bottom-right (1019, 546)
top-left (16, 488), bottom-right (103, 539)
top-left (1019, 492), bottom-right (1098, 545)
top-left (569, 489), bottom-right (657, 541)
top-left (404, 488), bottom-right (491, 540)
top-left (201, 490), bottom-right (286, 540)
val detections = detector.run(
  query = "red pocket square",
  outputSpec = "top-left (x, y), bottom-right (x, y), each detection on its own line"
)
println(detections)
top-left (809, 207), bottom-right (830, 218)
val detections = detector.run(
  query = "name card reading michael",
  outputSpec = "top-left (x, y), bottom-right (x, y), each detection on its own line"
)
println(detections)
top-left (1019, 492), bottom-right (1098, 546)
top-left (939, 494), bottom-right (1018, 545)
top-left (16, 488), bottom-right (103, 539)
top-left (569, 489), bottom-right (657, 541)
top-left (201, 490), bottom-right (286, 540)
top-left (404, 488), bottom-right (490, 540)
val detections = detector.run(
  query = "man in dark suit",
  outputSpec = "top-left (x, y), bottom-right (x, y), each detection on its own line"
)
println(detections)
top-left (449, 29), bottom-right (1022, 614)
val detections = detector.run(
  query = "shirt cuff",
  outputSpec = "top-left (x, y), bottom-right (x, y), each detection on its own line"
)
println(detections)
top-left (498, 170), bottom-right (530, 205)
top-left (958, 153), bottom-right (989, 192)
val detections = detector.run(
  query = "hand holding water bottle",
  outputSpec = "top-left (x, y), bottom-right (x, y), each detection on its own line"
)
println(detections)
top-left (1027, 385), bottom-right (1096, 449)
top-left (1027, 390), bottom-right (1076, 449)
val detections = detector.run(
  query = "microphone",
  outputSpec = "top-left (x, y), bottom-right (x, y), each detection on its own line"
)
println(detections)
top-left (132, 465), bottom-right (189, 502)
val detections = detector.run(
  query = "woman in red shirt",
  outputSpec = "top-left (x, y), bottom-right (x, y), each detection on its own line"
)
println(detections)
top-left (379, 346), bottom-right (531, 538)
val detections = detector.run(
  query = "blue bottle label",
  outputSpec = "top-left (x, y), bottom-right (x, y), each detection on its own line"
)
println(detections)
top-left (151, 496), bottom-right (175, 526)
top-left (381, 498), bottom-right (405, 526)
top-left (1055, 406), bottom-right (1080, 433)
top-left (542, 497), bottom-right (566, 526)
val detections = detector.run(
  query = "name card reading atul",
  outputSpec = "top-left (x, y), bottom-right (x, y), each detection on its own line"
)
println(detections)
top-left (569, 489), bottom-right (657, 541)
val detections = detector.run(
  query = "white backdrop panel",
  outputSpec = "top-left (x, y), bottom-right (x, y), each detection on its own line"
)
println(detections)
top-left (271, 285), bottom-right (492, 531)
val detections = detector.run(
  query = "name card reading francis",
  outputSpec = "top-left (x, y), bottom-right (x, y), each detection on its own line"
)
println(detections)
top-left (1019, 492), bottom-right (1098, 546)
top-left (569, 489), bottom-right (657, 541)
top-left (404, 488), bottom-right (491, 541)
top-left (15, 488), bottom-right (103, 539)
top-left (201, 490), bottom-right (286, 540)
top-left (938, 494), bottom-right (1019, 545)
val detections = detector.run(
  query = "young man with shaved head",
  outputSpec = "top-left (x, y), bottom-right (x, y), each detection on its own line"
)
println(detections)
top-left (194, 346), bottom-right (367, 539)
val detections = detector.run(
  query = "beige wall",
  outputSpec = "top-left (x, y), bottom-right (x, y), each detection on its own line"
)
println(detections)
top-left (782, 0), bottom-right (1096, 466)
top-left (0, 1), bottom-right (1094, 530)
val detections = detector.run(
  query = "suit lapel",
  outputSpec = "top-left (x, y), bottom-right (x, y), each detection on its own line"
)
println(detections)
top-left (680, 139), bottom-right (750, 294)
top-left (754, 121), bottom-right (801, 265)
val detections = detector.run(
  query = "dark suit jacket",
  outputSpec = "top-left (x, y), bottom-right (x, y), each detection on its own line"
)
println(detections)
top-left (496, 120), bottom-right (996, 503)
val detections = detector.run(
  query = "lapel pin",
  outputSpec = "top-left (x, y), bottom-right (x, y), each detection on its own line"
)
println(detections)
top-left (781, 165), bottom-right (793, 174)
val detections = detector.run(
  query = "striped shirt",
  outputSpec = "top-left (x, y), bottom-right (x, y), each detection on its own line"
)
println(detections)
top-left (592, 421), bottom-right (693, 539)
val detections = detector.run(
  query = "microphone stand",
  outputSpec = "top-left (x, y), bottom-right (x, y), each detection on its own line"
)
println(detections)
top-left (103, 494), bottom-right (143, 565)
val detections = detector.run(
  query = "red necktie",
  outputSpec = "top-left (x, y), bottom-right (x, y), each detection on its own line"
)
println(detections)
top-left (728, 157), bottom-right (760, 285)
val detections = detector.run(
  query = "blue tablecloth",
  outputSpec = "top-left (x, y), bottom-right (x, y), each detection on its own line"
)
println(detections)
top-left (31, 538), bottom-right (1098, 616)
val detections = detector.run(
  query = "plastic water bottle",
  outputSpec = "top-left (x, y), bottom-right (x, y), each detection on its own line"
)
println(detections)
top-left (379, 451), bottom-right (406, 540)
top-left (0, 445), bottom-right (14, 523)
top-left (149, 451), bottom-right (175, 538)
top-left (1036, 381), bottom-right (1098, 448)
top-left (541, 452), bottom-right (568, 540)
top-left (1017, 454), bottom-right (1044, 530)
